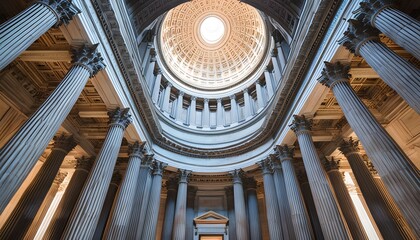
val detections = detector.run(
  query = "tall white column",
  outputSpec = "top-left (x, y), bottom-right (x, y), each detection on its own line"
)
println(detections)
top-left (186, 186), bottom-right (197, 240)
top-left (339, 19), bottom-right (420, 114)
top-left (189, 96), bottom-right (197, 126)
top-left (104, 142), bottom-right (146, 240)
top-left (141, 161), bottom-right (167, 239)
top-left (319, 61), bottom-right (420, 234)
top-left (161, 178), bottom-right (178, 240)
top-left (271, 49), bottom-right (282, 81)
top-left (354, 0), bottom-right (420, 60)
top-left (141, 43), bottom-right (152, 72)
top-left (176, 91), bottom-right (184, 122)
top-left (230, 95), bottom-right (239, 123)
top-left (152, 68), bottom-right (162, 103)
top-left (225, 186), bottom-right (236, 240)
top-left (290, 115), bottom-right (351, 239)
top-left (172, 169), bottom-right (191, 240)
top-left (0, 45), bottom-right (105, 213)
top-left (229, 169), bottom-right (249, 240)
top-left (275, 145), bottom-right (314, 240)
top-left (255, 81), bottom-right (265, 111)
top-left (245, 177), bottom-right (262, 240)
top-left (145, 54), bottom-right (157, 89)
top-left (243, 89), bottom-right (252, 118)
top-left (62, 108), bottom-right (132, 239)
top-left (202, 99), bottom-right (210, 128)
top-left (264, 69), bottom-right (274, 98)
top-left (258, 160), bottom-right (284, 240)
top-left (216, 98), bottom-right (224, 127)
top-left (0, 0), bottom-right (80, 71)
top-left (162, 83), bottom-right (172, 113)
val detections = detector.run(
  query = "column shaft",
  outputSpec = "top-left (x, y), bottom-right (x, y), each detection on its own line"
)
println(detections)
top-left (216, 99), bottom-right (224, 127)
top-left (245, 178), bottom-right (262, 240)
top-left (230, 96), bottom-right (238, 123)
top-left (243, 90), bottom-right (252, 118)
top-left (176, 93), bottom-right (184, 121)
top-left (161, 178), bottom-right (177, 240)
top-left (172, 170), bottom-right (190, 240)
top-left (186, 187), bottom-right (197, 240)
top-left (43, 157), bottom-right (94, 240)
top-left (189, 97), bottom-right (197, 126)
top-left (152, 71), bottom-right (162, 103)
top-left (203, 99), bottom-right (210, 127)
top-left (104, 142), bottom-right (144, 239)
top-left (255, 81), bottom-right (265, 110)
top-left (0, 45), bottom-right (104, 213)
top-left (264, 70), bottom-right (274, 98)
top-left (300, 181), bottom-right (324, 240)
top-left (225, 187), bottom-right (237, 240)
top-left (230, 170), bottom-right (248, 240)
top-left (162, 83), bottom-right (172, 112)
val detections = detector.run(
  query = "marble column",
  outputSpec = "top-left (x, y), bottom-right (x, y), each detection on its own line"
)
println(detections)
top-left (244, 177), bottom-right (262, 240)
top-left (271, 50), bottom-right (282, 81)
top-left (127, 154), bottom-right (154, 239)
top-left (0, 45), bottom-right (105, 213)
top-left (189, 96), bottom-right (197, 126)
top-left (324, 158), bottom-right (369, 239)
top-left (161, 178), bottom-right (178, 240)
top-left (104, 142), bottom-right (146, 240)
top-left (270, 155), bottom-right (295, 239)
top-left (298, 172), bottom-right (324, 240)
top-left (152, 68), bottom-right (162, 103)
top-left (225, 186), bottom-right (237, 240)
top-left (275, 145), bottom-right (314, 240)
top-left (43, 157), bottom-right (94, 240)
top-left (243, 89), bottom-right (252, 118)
top-left (230, 95), bottom-right (239, 123)
top-left (0, 0), bottom-right (80, 71)
top-left (290, 115), bottom-right (351, 239)
top-left (92, 171), bottom-right (121, 240)
top-left (145, 53), bottom-right (157, 88)
top-left (216, 98), bottom-right (224, 127)
top-left (264, 69), bottom-right (274, 98)
top-left (202, 99), bottom-right (210, 128)
top-left (255, 81), bottom-right (265, 110)
top-left (339, 19), bottom-right (420, 114)
top-left (229, 169), bottom-right (249, 240)
top-left (25, 171), bottom-right (67, 239)
top-left (339, 138), bottom-right (417, 239)
top-left (258, 160), bottom-right (284, 240)
top-left (319, 61), bottom-right (420, 234)
top-left (186, 186), bottom-right (197, 240)
top-left (162, 83), bottom-right (172, 112)
top-left (141, 44), bottom-right (152, 71)
top-left (62, 107), bottom-right (132, 239)
top-left (140, 160), bottom-right (167, 239)
top-left (0, 134), bottom-right (77, 239)
top-left (176, 92), bottom-right (184, 122)
top-left (172, 169), bottom-right (191, 240)
top-left (354, 0), bottom-right (420, 60)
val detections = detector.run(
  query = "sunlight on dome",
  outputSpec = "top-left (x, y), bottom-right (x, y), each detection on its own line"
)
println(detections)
top-left (200, 16), bottom-right (225, 44)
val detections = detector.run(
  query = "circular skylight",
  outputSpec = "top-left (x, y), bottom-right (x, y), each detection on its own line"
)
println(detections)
top-left (200, 16), bottom-right (225, 44)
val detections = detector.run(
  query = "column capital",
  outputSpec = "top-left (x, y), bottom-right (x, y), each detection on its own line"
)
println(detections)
top-left (52, 134), bottom-right (77, 153)
top-left (339, 137), bottom-right (361, 156)
top-left (257, 159), bottom-right (272, 175)
top-left (191, 96), bottom-right (197, 101)
top-left (111, 170), bottom-right (122, 186)
top-left (108, 107), bottom-right (132, 129)
top-left (275, 145), bottom-right (295, 162)
top-left (39, 0), bottom-right (81, 27)
top-left (353, 0), bottom-right (395, 26)
top-left (271, 49), bottom-right (277, 57)
top-left (323, 157), bottom-right (340, 172)
top-left (216, 98), bottom-right (222, 103)
top-left (338, 19), bottom-right (381, 55)
top-left (165, 177), bottom-right (178, 192)
top-left (152, 160), bottom-right (167, 176)
top-left (364, 158), bottom-right (379, 177)
top-left (318, 61), bottom-right (351, 89)
top-left (229, 169), bottom-right (244, 184)
top-left (203, 98), bottom-right (209, 103)
top-left (178, 91), bottom-right (184, 97)
top-left (178, 169), bottom-right (192, 184)
top-left (75, 156), bottom-right (94, 172)
top-left (53, 171), bottom-right (68, 186)
top-left (242, 88), bottom-right (249, 94)
top-left (71, 44), bottom-right (106, 77)
top-left (128, 141), bottom-right (146, 158)
top-left (141, 154), bottom-right (155, 169)
top-left (166, 82), bottom-right (173, 88)
top-left (290, 115), bottom-right (313, 134)
top-left (244, 177), bottom-right (257, 191)
top-left (229, 94), bottom-right (236, 100)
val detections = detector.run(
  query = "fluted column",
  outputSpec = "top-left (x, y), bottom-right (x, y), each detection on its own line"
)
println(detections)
top-left (255, 80), bottom-right (265, 110)
top-left (229, 169), bottom-right (248, 240)
top-left (243, 89), bottom-right (252, 118)
top-left (270, 155), bottom-right (295, 239)
top-left (62, 108), bottom-right (132, 239)
top-left (162, 83), bottom-right (172, 112)
top-left (161, 178), bottom-right (178, 240)
top-left (275, 145), bottom-right (314, 240)
top-left (141, 160), bottom-right (167, 240)
top-left (230, 95), bottom-right (239, 123)
top-left (141, 43), bottom-right (152, 71)
top-left (203, 99), bottom-right (210, 127)
top-left (152, 68), bottom-right (162, 103)
top-left (354, 0), bottom-right (420, 60)
top-left (145, 53), bottom-right (157, 87)
top-left (216, 98), bottom-right (224, 127)
top-left (271, 50), bottom-right (282, 81)
top-left (339, 138), bottom-right (416, 239)
top-left (0, 0), bottom-right (80, 71)
top-left (186, 186), bottom-right (197, 240)
top-left (225, 186), bottom-right (237, 240)
top-left (176, 92), bottom-right (184, 121)
top-left (264, 69), bottom-right (274, 98)
top-left (189, 96), bottom-right (197, 126)
top-left (0, 45), bottom-right (105, 213)
top-left (290, 115), bottom-right (351, 239)
top-left (25, 171), bottom-right (67, 239)
top-left (244, 177), bottom-right (262, 240)
top-left (172, 169), bottom-right (191, 240)
top-left (258, 160), bottom-right (284, 240)
top-left (128, 154), bottom-right (154, 239)
top-left (339, 19), bottom-right (420, 113)
top-left (324, 158), bottom-right (369, 239)
top-left (104, 142), bottom-right (146, 239)
top-left (92, 171), bottom-right (121, 240)
top-left (44, 157), bottom-right (94, 240)
top-left (319, 61), bottom-right (420, 234)
top-left (0, 134), bottom-right (77, 239)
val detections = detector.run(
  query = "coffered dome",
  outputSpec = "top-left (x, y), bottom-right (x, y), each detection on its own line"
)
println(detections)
top-left (158, 0), bottom-right (268, 92)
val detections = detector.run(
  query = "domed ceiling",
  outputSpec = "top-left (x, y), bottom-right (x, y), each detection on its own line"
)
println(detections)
top-left (158, 0), bottom-right (268, 92)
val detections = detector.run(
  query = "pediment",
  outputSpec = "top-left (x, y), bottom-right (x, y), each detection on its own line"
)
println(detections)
top-left (194, 211), bottom-right (228, 224)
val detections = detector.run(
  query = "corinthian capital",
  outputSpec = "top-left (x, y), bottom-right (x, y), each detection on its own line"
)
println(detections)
top-left (108, 107), bottom-right (132, 129)
top-left (39, 0), bottom-right (81, 26)
top-left (289, 115), bottom-right (312, 134)
top-left (323, 157), bottom-right (340, 172)
top-left (318, 61), bottom-right (351, 89)
top-left (53, 134), bottom-right (78, 153)
top-left (338, 19), bottom-right (381, 55)
top-left (353, 0), bottom-right (395, 25)
top-left (128, 141), bottom-right (146, 158)
top-left (71, 44), bottom-right (106, 77)
top-left (275, 145), bottom-right (294, 162)
top-left (339, 137), bottom-right (360, 156)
